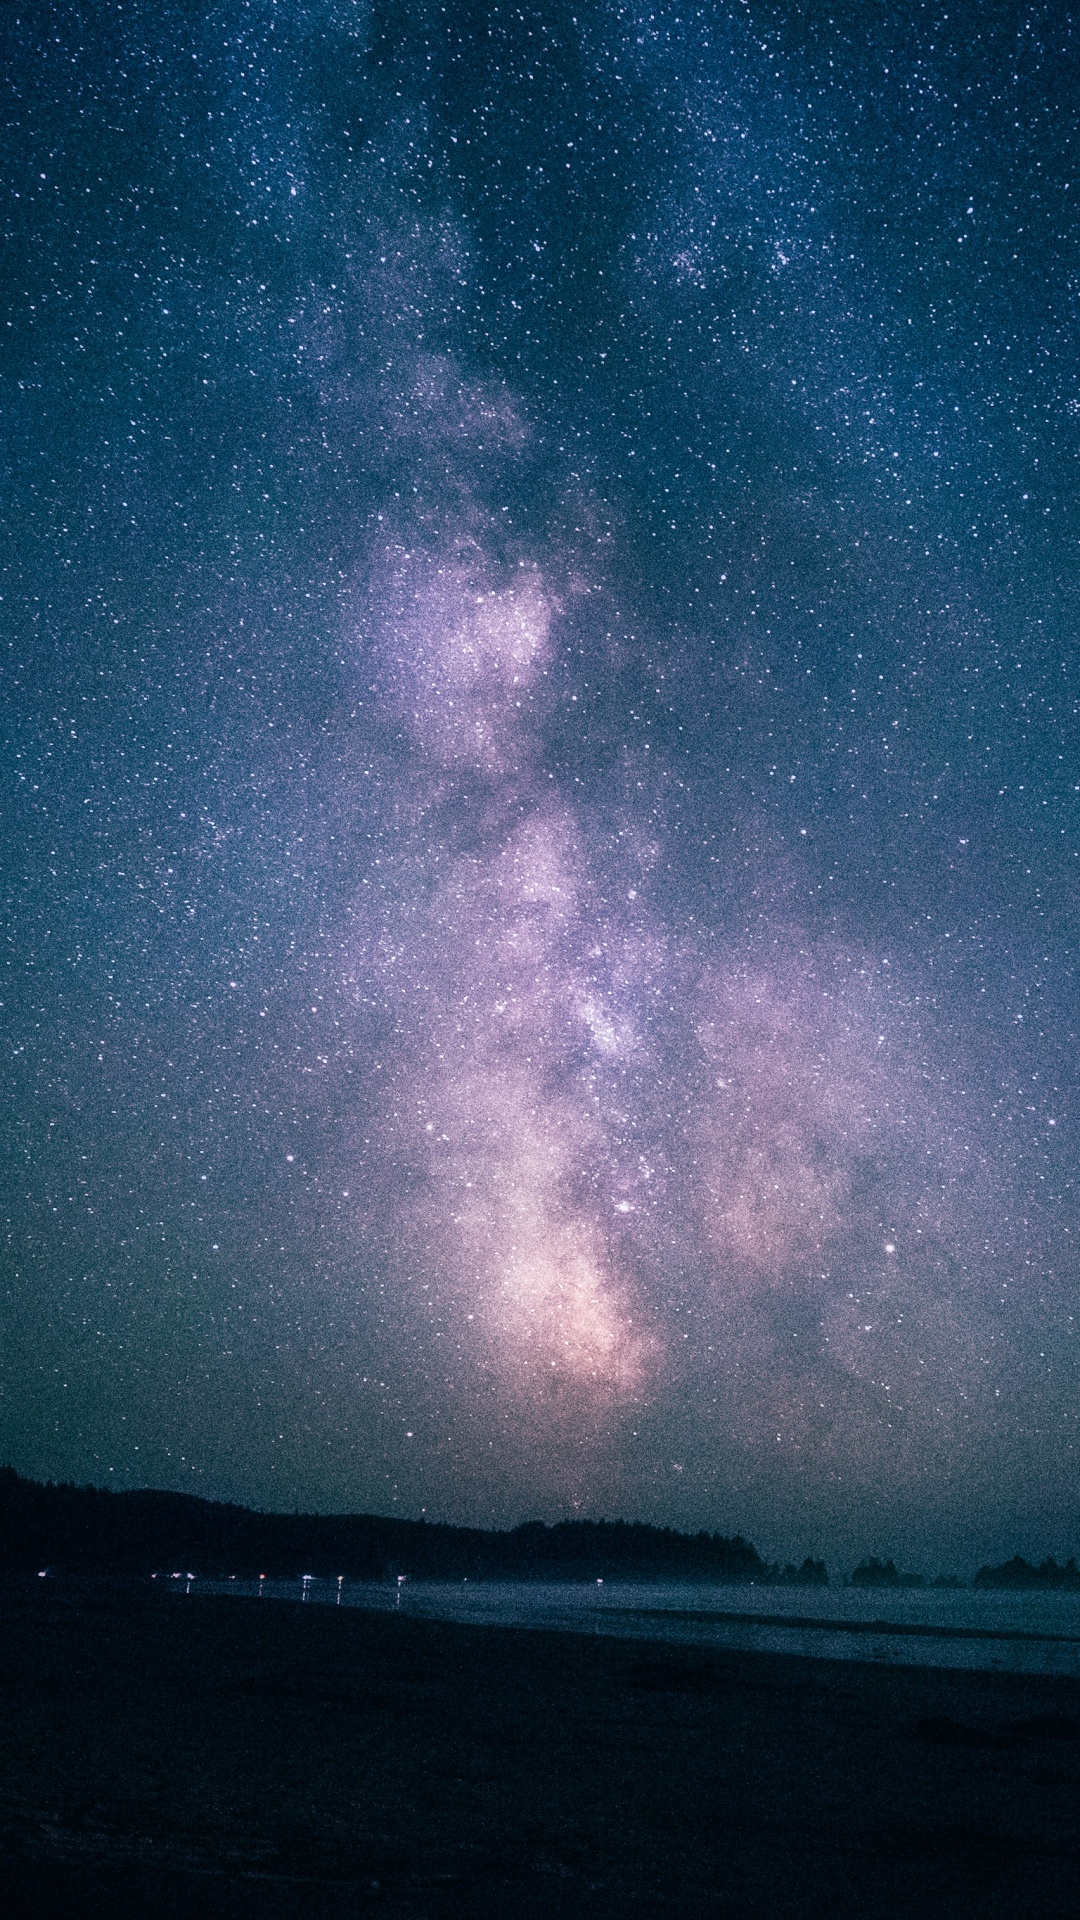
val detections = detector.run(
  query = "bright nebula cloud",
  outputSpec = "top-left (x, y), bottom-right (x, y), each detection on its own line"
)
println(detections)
top-left (2, 1), bottom-right (1078, 1569)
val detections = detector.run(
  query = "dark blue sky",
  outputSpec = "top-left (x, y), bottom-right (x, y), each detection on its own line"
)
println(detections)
top-left (2, 1), bottom-right (1078, 1569)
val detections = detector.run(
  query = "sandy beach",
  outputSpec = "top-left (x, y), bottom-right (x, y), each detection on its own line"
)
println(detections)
top-left (3, 1578), bottom-right (1079, 1917)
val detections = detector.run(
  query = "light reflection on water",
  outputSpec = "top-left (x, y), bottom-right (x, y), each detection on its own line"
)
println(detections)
top-left (190, 1576), bottom-right (1080, 1676)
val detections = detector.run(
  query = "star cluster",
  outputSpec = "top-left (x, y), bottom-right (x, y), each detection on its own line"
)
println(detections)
top-left (2, 1), bottom-right (1078, 1566)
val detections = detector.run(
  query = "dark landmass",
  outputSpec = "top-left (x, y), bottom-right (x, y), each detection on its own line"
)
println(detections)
top-left (5, 1471), bottom-right (1077, 1592)
top-left (975, 1556), bottom-right (1080, 1591)
top-left (773, 1556), bottom-right (830, 1586)
top-left (851, 1557), bottom-right (927, 1589)
top-left (0, 1467), bottom-right (810, 1584)
top-left (3, 1578), bottom-right (1080, 1919)
top-left (850, 1556), bottom-right (1080, 1593)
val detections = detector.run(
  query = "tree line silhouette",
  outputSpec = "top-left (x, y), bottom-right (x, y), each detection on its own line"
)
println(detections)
top-left (848, 1553), bottom-right (1080, 1590)
top-left (2, 1471), bottom-right (1075, 1588)
top-left (0, 1468), bottom-right (811, 1583)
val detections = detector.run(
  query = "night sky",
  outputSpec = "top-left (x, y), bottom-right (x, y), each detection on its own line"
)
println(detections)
top-left (3, 1), bottom-right (1079, 1570)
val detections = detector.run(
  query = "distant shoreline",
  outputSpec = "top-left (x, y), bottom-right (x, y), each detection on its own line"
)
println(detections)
top-left (5, 1466), bottom-right (1079, 1591)
top-left (618, 1606), bottom-right (1080, 1646)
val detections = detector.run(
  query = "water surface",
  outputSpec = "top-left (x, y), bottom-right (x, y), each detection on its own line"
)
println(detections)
top-left (183, 1574), bottom-right (1080, 1676)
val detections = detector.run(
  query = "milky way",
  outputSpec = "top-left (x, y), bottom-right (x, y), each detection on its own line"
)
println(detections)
top-left (2, 2), bottom-right (1078, 1568)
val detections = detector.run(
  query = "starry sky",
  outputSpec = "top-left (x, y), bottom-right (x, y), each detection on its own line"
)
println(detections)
top-left (3, 1), bottom-right (1079, 1570)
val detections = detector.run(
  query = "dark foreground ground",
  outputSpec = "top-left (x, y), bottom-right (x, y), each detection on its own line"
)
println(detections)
top-left (3, 1581), bottom-right (1080, 1918)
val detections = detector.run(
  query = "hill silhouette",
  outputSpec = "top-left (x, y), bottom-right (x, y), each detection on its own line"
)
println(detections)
top-left (0, 1467), bottom-right (792, 1583)
top-left (974, 1554), bottom-right (1080, 1591)
top-left (850, 1557), bottom-right (925, 1589)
